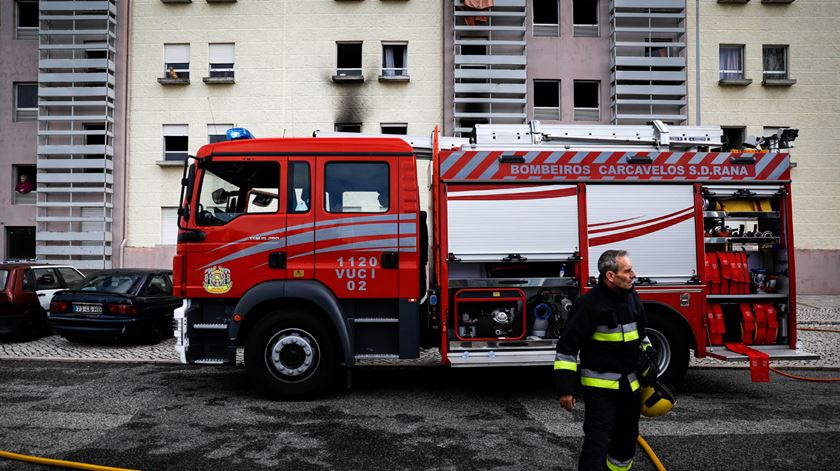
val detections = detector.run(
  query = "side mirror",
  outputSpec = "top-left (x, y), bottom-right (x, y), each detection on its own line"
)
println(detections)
top-left (212, 188), bottom-right (228, 205)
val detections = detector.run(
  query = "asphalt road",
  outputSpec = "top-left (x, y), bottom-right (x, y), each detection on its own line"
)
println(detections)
top-left (0, 361), bottom-right (838, 471)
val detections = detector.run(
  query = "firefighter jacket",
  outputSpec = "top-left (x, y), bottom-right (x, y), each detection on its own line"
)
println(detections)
top-left (554, 280), bottom-right (653, 396)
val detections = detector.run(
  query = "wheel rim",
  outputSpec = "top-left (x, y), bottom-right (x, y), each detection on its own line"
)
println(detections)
top-left (264, 328), bottom-right (320, 383)
top-left (646, 327), bottom-right (671, 376)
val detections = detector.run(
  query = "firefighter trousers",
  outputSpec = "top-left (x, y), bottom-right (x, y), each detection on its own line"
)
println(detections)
top-left (579, 381), bottom-right (641, 471)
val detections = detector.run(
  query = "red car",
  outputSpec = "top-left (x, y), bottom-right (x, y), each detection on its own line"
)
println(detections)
top-left (0, 263), bottom-right (86, 338)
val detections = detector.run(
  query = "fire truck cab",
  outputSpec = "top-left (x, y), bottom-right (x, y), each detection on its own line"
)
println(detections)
top-left (174, 122), bottom-right (816, 398)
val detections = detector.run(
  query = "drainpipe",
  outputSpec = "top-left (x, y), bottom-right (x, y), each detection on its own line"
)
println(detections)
top-left (695, 0), bottom-right (701, 125)
top-left (119, 0), bottom-right (132, 268)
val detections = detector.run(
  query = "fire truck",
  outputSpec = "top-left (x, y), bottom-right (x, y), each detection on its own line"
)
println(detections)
top-left (172, 121), bottom-right (816, 398)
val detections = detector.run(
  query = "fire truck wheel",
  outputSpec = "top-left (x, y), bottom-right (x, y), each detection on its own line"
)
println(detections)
top-left (245, 309), bottom-right (337, 399)
top-left (645, 313), bottom-right (689, 385)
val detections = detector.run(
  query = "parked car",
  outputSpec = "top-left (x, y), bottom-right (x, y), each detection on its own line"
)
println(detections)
top-left (0, 263), bottom-right (86, 338)
top-left (48, 269), bottom-right (180, 343)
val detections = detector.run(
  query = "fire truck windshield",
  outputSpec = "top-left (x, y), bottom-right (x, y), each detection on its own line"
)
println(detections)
top-left (195, 160), bottom-right (280, 226)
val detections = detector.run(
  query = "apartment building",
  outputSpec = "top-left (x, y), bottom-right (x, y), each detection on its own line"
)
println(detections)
top-left (1, 0), bottom-right (129, 269)
top-left (445, 0), bottom-right (689, 136)
top-left (125, 0), bottom-right (443, 267)
top-left (686, 0), bottom-right (840, 293)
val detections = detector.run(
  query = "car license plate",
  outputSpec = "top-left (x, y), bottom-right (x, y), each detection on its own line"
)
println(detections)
top-left (73, 304), bottom-right (103, 314)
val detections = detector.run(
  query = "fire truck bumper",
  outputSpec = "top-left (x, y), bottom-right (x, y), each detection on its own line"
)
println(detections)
top-left (173, 299), bottom-right (189, 364)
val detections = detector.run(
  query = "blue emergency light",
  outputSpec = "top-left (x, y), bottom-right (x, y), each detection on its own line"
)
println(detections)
top-left (226, 128), bottom-right (254, 140)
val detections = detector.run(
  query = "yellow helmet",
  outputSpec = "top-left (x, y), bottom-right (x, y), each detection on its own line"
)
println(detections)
top-left (640, 382), bottom-right (676, 417)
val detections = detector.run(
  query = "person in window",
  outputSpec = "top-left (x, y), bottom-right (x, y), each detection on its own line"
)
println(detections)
top-left (15, 175), bottom-right (33, 194)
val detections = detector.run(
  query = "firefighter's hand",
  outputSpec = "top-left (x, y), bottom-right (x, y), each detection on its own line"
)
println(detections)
top-left (560, 394), bottom-right (576, 412)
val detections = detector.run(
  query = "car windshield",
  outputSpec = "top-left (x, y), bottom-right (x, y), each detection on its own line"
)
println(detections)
top-left (78, 273), bottom-right (143, 294)
top-left (0, 270), bottom-right (8, 290)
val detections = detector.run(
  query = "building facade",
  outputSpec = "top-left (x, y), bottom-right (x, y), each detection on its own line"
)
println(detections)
top-left (124, 0), bottom-right (443, 267)
top-left (686, 0), bottom-right (840, 293)
top-left (1, 0), bottom-right (128, 269)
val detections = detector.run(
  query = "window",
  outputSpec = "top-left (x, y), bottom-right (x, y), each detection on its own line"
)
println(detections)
top-left (721, 127), bottom-right (746, 151)
top-left (336, 42), bottom-right (363, 76)
top-left (197, 161), bottom-right (280, 226)
top-left (145, 275), bottom-right (172, 296)
top-left (33, 268), bottom-right (61, 290)
top-left (763, 45), bottom-right (788, 80)
top-left (534, 80), bottom-right (560, 120)
top-left (573, 80), bottom-right (599, 121)
top-left (161, 207), bottom-right (178, 245)
top-left (381, 42), bottom-right (408, 77)
top-left (324, 162), bottom-right (389, 213)
top-left (573, 0), bottom-right (598, 37)
top-left (15, 0), bottom-right (38, 40)
top-left (163, 124), bottom-right (189, 161)
top-left (5, 227), bottom-right (35, 260)
top-left (288, 162), bottom-right (311, 213)
top-left (13, 164), bottom-right (36, 205)
top-left (163, 44), bottom-right (190, 79)
top-left (381, 123), bottom-right (407, 135)
top-left (14, 83), bottom-right (37, 122)
top-left (533, 0), bottom-right (559, 37)
top-left (720, 45), bottom-right (745, 80)
top-left (208, 124), bottom-right (233, 144)
top-left (335, 123), bottom-right (362, 133)
top-left (208, 43), bottom-right (235, 79)
top-left (57, 268), bottom-right (85, 288)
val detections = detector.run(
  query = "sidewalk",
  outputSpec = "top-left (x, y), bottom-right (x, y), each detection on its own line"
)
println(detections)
top-left (1, 296), bottom-right (839, 368)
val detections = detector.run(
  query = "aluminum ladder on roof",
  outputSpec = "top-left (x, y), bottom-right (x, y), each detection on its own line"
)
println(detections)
top-left (471, 120), bottom-right (723, 151)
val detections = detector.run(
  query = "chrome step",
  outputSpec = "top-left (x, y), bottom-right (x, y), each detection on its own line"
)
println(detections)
top-left (193, 323), bottom-right (227, 330)
top-left (354, 318), bottom-right (399, 324)
top-left (355, 354), bottom-right (400, 361)
top-left (448, 349), bottom-right (557, 367)
top-left (193, 358), bottom-right (226, 365)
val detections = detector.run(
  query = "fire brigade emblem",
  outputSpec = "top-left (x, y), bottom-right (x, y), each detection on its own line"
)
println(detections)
top-left (203, 266), bottom-right (232, 294)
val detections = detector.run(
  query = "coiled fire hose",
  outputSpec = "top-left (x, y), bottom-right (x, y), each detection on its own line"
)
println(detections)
top-left (0, 449), bottom-right (140, 471)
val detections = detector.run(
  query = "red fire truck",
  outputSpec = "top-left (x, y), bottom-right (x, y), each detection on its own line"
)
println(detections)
top-left (173, 122), bottom-right (816, 398)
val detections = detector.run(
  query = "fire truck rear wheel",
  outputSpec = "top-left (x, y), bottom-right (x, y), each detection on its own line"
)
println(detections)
top-left (645, 313), bottom-right (689, 386)
top-left (245, 309), bottom-right (337, 399)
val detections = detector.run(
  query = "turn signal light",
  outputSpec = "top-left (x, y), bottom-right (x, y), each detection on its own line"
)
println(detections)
top-left (106, 303), bottom-right (137, 316)
top-left (50, 301), bottom-right (69, 313)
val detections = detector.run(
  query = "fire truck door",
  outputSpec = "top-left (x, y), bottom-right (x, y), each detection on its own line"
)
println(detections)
top-left (314, 158), bottom-right (400, 299)
top-left (585, 185), bottom-right (697, 284)
top-left (285, 158), bottom-right (316, 280)
top-left (185, 158), bottom-right (286, 298)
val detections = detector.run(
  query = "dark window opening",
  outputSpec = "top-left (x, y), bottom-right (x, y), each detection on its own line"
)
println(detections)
top-left (534, 0), bottom-right (559, 24)
top-left (164, 135), bottom-right (189, 161)
top-left (335, 123), bottom-right (362, 133)
top-left (337, 42), bottom-right (363, 76)
top-left (17, 1), bottom-right (38, 28)
top-left (574, 81), bottom-right (599, 108)
top-left (722, 127), bottom-right (746, 151)
top-left (534, 81), bottom-right (560, 108)
top-left (6, 227), bottom-right (35, 260)
top-left (381, 123), bottom-right (408, 135)
top-left (573, 0), bottom-right (598, 25)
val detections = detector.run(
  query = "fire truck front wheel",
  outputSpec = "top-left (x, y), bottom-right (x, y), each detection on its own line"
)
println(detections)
top-left (245, 309), bottom-right (338, 399)
top-left (645, 312), bottom-right (689, 386)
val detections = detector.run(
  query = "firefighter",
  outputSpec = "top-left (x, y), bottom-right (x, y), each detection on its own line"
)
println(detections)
top-left (555, 249), bottom-right (656, 471)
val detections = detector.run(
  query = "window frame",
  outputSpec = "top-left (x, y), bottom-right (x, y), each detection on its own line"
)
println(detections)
top-left (533, 0), bottom-right (560, 37)
top-left (380, 123), bottom-right (408, 135)
top-left (336, 41), bottom-right (363, 77)
top-left (533, 79), bottom-right (561, 121)
top-left (334, 123), bottom-right (362, 133)
top-left (762, 45), bottom-right (789, 80)
top-left (14, 82), bottom-right (38, 122)
top-left (208, 124), bottom-right (234, 144)
top-left (573, 80), bottom-right (600, 121)
top-left (288, 161), bottom-right (311, 214)
top-left (163, 43), bottom-right (190, 80)
top-left (719, 44), bottom-right (746, 80)
top-left (163, 124), bottom-right (189, 162)
top-left (323, 161), bottom-right (390, 214)
top-left (208, 43), bottom-right (235, 79)
top-left (15, 0), bottom-right (39, 40)
top-left (572, 0), bottom-right (599, 37)
top-left (381, 42), bottom-right (409, 77)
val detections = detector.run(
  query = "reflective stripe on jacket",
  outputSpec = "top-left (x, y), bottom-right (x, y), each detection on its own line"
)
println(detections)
top-left (555, 281), bottom-right (648, 396)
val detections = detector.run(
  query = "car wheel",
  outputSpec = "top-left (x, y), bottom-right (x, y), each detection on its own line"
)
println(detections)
top-left (245, 309), bottom-right (338, 399)
top-left (646, 311), bottom-right (689, 386)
